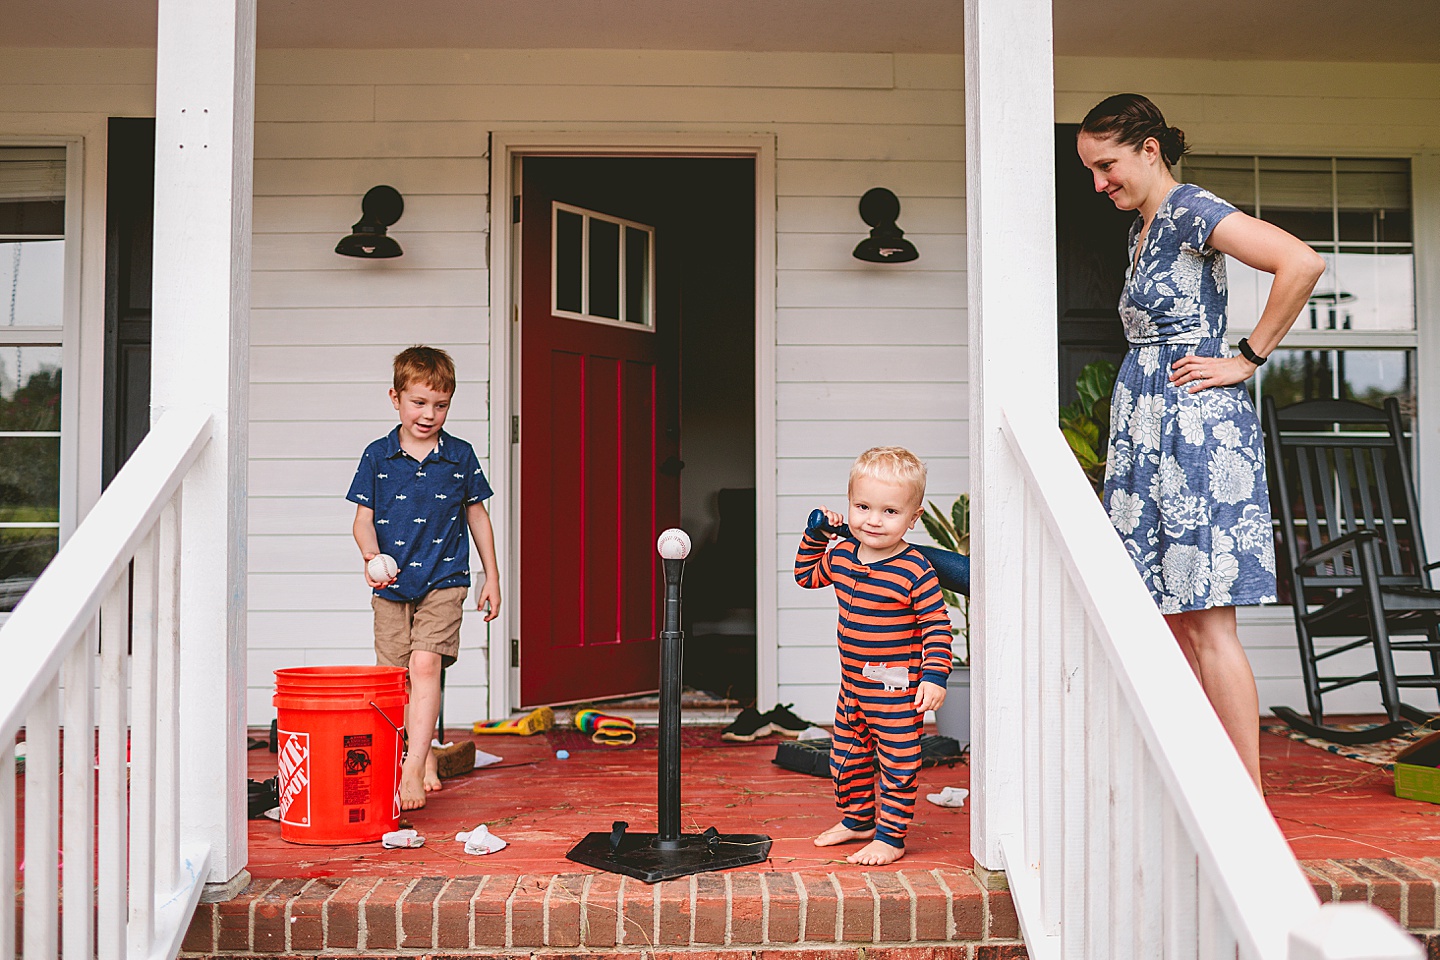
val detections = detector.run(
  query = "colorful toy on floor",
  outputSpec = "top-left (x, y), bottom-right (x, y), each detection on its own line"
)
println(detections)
top-left (575, 708), bottom-right (637, 746)
top-left (471, 705), bottom-right (554, 736)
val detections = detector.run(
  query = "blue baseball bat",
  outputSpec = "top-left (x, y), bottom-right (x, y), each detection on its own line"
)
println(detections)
top-left (806, 509), bottom-right (970, 596)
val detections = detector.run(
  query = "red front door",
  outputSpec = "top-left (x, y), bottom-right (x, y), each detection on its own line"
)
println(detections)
top-left (517, 158), bottom-right (680, 706)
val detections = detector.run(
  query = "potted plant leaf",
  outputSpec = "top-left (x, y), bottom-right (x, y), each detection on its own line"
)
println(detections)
top-left (921, 494), bottom-right (971, 744)
top-left (1059, 359), bottom-right (1118, 496)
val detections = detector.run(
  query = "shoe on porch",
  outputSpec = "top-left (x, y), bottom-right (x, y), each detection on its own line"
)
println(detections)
top-left (763, 703), bottom-right (815, 737)
top-left (721, 706), bottom-right (773, 741)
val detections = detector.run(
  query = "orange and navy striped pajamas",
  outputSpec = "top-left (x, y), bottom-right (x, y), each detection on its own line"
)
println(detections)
top-left (795, 530), bottom-right (953, 848)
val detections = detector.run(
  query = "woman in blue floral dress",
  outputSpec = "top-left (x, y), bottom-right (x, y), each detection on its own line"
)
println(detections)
top-left (1077, 95), bottom-right (1326, 787)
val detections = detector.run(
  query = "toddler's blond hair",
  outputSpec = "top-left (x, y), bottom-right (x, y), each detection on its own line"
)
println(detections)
top-left (848, 446), bottom-right (927, 508)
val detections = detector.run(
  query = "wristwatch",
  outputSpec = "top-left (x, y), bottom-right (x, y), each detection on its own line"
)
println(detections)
top-left (1237, 337), bottom-right (1267, 366)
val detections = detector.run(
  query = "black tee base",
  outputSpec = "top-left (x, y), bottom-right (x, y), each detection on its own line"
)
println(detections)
top-left (566, 827), bottom-right (772, 883)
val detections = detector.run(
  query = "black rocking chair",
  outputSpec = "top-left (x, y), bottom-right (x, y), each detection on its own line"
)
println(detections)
top-left (1262, 395), bottom-right (1440, 745)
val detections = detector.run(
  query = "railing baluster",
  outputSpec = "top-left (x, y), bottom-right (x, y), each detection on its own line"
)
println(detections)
top-left (1163, 802), bottom-right (1199, 960)
top-left (1084, 630), bottom-right (1111, 960)
top-left (1060, 575), bottom-right (1087, 960)
top-left (97, 576), bottom-right (131, 960)
top-left (1, 739), bottom-right (15, 960)
top-left (155, 496), bottom-right (183, 894)
top-left (129, 528), bottom-right (161, 956)
top-left (1197, 879), bottom-right (1240, 959)
top-left (1134, 733), bottom-right (1163, 957)
top-left (1108, 676), bottom-right (1136, 960)
top-left (62, 625), bottom-right (97, 960)
top-left (23, 683), bottom-right (60, 960)
top-left (1039, 537), bottom-right (1066, 934)
top-left (1022, 490), bottom-right (1043, 870)
top-left (1198, 877), bottom-right (1218, 957)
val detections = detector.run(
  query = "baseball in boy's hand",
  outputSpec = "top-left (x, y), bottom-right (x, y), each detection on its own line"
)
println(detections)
top-left (367, 553), bottom-right (399, 584)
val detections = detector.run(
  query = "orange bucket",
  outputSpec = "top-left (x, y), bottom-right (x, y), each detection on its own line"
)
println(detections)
top-left (272, 665), bottom-right (408, 845)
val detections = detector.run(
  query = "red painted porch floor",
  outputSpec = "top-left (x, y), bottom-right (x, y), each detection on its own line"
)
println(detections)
top-left (177, 719), bottom-right (1440, 956)
top-left (241, 720), bottom-right (1439, 877)
top-left (244, 724), bottom-right (975, 881)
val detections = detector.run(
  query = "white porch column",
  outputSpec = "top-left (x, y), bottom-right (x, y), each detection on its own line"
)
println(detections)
top-left (149, 0), bottom-right (255, 891)
top-left (965, 0), bottom-right (1058, 870)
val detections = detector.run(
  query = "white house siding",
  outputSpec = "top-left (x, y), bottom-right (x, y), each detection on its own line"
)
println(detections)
top-left (6, 48), bottom-right (1440, 723)
top-left (245, 50), bottom-right (969, 725)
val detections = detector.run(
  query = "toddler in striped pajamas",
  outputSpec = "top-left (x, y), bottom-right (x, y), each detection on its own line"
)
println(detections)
top-left (795, 446), bottom-right (953, 866)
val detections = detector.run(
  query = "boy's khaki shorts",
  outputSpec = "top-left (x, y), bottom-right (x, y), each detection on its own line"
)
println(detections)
top-left (372, 585), bottom-right (468, 670)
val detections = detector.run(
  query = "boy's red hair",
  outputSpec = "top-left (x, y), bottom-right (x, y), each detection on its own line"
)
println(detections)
top-left (393, 345), bottom-right (456, 395)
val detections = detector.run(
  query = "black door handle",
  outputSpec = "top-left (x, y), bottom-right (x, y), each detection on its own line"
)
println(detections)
top-left (659, 456), bottom-right (685, 476)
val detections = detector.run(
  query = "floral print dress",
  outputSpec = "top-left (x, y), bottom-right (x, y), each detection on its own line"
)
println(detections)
top-left (1103, 183), bottom-right (1277, 613)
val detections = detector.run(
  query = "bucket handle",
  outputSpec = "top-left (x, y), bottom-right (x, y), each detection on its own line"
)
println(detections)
top-left (370, 701), bottom-right (408, 747)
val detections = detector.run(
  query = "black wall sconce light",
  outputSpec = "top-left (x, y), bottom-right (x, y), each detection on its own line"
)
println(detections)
top-left (336, 185), bottom-right (404, 259)
top-left (852, 187), bottom-right (918, 263)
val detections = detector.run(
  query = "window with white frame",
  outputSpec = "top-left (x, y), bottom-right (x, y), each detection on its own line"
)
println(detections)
top-left (0, 147), bottom-right (66, 613)
top-left (1179, 156), bottom-right (1415, 421)
top-left (551, 202), bottom-right (655, 329)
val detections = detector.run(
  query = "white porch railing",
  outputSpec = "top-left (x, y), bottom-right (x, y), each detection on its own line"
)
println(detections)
top-left (0, 410), bottom-right (213, 960)
top-left (997, 402), bottom-right (1420, 960)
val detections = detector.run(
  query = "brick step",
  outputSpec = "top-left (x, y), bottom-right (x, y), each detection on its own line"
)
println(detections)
top-left (180, 870), bottom-right (1024, 957)
top-left (182, 949), bottom-right (1026, 959)
top-left (181, 856), bottom-right (1440, 957)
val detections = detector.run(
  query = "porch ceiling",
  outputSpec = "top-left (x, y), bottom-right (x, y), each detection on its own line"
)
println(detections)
top-left (1, 0), bottom-right (1436, 62)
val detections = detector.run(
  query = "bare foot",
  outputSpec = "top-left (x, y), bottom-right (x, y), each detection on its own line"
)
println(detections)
top-left (399, 768), bottom-right (427, 811)
top-left (813, 821), bottom-right (875, 847)
top-left (424, 750), bottom-right (442, 793)
top-left (847, 839), bottom-right (904, 865)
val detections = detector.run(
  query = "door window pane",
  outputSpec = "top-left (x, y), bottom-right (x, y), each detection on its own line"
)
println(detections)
top-left (554, 208), bottom-right (583, 315)
top-left (550, 201), bottom-right (655, 329)
top-left (587, 217), bottom-right (620, 320)
top-left (625, 226), bottom-right (650, 326)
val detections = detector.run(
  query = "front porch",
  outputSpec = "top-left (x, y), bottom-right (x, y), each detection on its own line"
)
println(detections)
top-left (172, 721), bottom-right (1440, 957)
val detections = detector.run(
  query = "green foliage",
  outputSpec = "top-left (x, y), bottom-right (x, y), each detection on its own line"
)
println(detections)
top-left (0, 365), bottom-right (61, 432)
top-left (1059, 359), bottom-right (1118, 495)
top-left (921, 494), bottom-right (970, 667)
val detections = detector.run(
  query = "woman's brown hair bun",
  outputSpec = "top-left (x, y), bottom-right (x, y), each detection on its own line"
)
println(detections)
top-left (1161, 126), bottom-right (1189, 165)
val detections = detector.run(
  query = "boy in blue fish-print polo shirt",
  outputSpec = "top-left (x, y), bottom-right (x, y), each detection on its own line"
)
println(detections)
top-left (348, 345), bottom-right (500, 811)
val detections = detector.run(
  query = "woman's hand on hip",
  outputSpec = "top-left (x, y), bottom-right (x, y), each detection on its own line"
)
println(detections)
top-left (1169, 354), bottom-right (1257, 393)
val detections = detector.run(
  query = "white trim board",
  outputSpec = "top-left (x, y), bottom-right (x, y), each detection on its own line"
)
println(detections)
top-left (486, 130), bottom-right (778, 718)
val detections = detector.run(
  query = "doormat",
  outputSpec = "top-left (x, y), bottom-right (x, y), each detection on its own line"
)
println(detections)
top-left (1261, 721), bottom-right (1440, 770)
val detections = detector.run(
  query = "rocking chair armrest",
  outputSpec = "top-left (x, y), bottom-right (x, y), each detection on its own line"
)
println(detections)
top-left (1297, 528), bottom-right (1380, 568)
